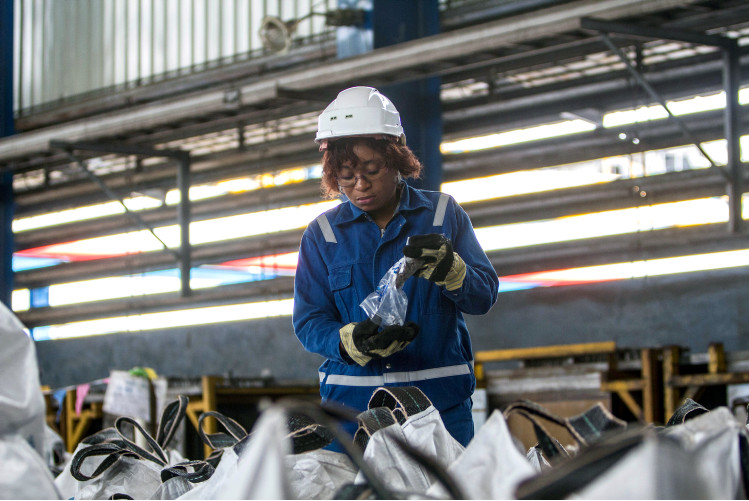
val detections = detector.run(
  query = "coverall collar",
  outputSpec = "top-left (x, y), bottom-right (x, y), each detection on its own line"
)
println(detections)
top-left (334, 182), bottom-right (435, 225)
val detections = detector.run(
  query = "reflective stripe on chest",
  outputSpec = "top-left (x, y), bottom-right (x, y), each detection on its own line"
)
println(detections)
top-left (317, 193), bottom-right (449, 243)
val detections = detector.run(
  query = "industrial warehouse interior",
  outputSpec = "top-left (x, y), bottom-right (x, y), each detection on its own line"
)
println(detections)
top-left (3, 0), bottom-right (749, 498)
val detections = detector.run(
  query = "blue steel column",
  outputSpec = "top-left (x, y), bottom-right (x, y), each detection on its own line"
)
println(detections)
top-left (337, 0), bottom-right (442, 191)
top-left (0, 0), bottom-right (14, 308)
top-left (336, 0), bottom-right (373, 58)
top-left (0, 172), bottom-right (11, 309)
top-left (374, 0), bottom-right (442, 191)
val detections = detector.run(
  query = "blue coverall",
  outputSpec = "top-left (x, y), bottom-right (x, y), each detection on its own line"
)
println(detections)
top-left (292, 183), bottom-right (499, 446)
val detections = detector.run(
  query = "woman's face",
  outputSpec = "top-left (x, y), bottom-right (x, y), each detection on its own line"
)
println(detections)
top-left (338, 141), bottom-right (399, 220)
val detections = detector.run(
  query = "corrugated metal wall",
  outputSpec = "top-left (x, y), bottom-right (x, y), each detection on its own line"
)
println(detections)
top-left (12, 0), bottom-right (335, 115)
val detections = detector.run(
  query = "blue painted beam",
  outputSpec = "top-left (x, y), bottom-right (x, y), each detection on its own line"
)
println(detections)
top-left (373, 0), bottom-right (442, 191)
top-left (335, 0), bottom-right (442, 191)
top-left (0, 0), bottom-right (14, 308)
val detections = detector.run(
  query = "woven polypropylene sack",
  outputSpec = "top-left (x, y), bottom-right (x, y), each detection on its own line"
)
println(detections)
top-left (55, 428), bottom-right (120, 499)
top-left (178, 406), bottom-right (291, 499)
top-left (574, 435), bottom-right (715, 499)
top-left (74, 454), bottom-right (163, 500)
top-left (355, 405), bottom-right (464, 495)
top-left (0, 434), bottom-right (60, 499)
top-left (285, 449), bottom-right (358, 499)
top-left (663, 407), bottom-right (748, 499)
top-left (427, 409), bottom-right (535, 499)
top-left (0, 302), bottom-right (47, 458)
top-left (175, 447), bottom-right (240, 500)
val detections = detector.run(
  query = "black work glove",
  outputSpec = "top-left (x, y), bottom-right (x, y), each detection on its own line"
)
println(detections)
top-left (403, 234), bottom-right (466, 291)
top-left (339, 319), bottom-right (420, 367)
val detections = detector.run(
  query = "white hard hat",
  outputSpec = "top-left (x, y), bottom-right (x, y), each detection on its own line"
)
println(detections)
top-left (315, 86), bottom-right (405, 145)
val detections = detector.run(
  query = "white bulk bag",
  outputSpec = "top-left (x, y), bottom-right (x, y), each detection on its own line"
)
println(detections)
top-left (0, 301), bottom-right (46, 455)
top-left (175, 447), bottom-right (241, 500)
top-left (427, 409), bottom-right (536, 500)
top-left (0, 434), bottom-right (60, 499)
top-left (356, 404), bottom-right (464, 495)
top-left (178, 406), bottom-right (291, 500)
top-left (285, 449), bottom-right (358, 500)
top-left (74, 452), bottom-right (163, 500)
top-left (663, 406), bottom-right (748, 499)
top-left (574, 435), bottom-right (714, 499)
top-left (0, 302), bottom-right (59, 499)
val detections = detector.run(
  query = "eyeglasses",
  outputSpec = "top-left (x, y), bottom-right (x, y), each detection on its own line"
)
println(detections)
top-left (337, 164), bottom-right (390, 188)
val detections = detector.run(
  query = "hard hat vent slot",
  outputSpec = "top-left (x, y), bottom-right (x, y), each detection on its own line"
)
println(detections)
top-left (314, 86), bottom-right (404, 144)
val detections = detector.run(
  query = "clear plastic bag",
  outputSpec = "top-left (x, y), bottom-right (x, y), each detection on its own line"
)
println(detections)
top-left (360, 257), bottom-right (423, 326)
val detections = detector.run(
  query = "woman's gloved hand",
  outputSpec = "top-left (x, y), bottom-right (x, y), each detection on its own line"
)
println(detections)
top-left (339, 319), bottom-right (420, 367)
top-left (403, 234), bottom-right (466, 291)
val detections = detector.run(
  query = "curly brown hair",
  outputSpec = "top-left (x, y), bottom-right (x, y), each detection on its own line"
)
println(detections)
top-left (319, 137), bottom-right (423, 199)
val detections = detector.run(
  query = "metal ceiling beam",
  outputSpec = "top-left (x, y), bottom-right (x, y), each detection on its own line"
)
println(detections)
top-left (442, 51), bottom-right (749, 139)
top-left (14, 164), bottom-right (747, 289)
top-left (14, 180), bottom-right (324, 249)
top-left (443, 109), bottom-right (743, 180)
top-left (16, 222), bottom-right (749, 328)
top-left (8, 99), bottom-right (322, 176)
top-left (13, 111), bottom-right (744, 249)
top-left (16, 164), bottom-right (720, 250)
top-left (13, 137), bottom-right (318, 214)
top-left (50, 140), bottom-right (194, 297)
top-left (14, 228), bottom-right (306, 290)
top-left (467, 167), bottom-right (746, 228)
top-left (600, 32), bottom-right (724, 172)
top-left (442, 0), bottom-right (576, 30)
top-left (15, 276), bottom-right (296, 328)
top-left (16, 48), bottom-right (744, 214)
top-left (581, 16), bottom-right (745, 232)
top-left (491, 223), bottom-right (749, 276)
top-left (580, 16), bottom-right (737, 48)
top-left (0, 0), bottom-right (700, 165)
top-left (441, 0), bottom-right (749, 90)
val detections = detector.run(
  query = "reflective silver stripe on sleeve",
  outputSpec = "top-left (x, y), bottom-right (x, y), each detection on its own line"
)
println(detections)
top-left (326, 374), bottom-right (387, 387)
top-left (319, 371), bottom-right (325, 382)
top-left (316, 214), bottom-right (337, 243)
top-left (323, 363), bottom-right (471, 387)
top-left (432, 193), bottom-right (449, 227)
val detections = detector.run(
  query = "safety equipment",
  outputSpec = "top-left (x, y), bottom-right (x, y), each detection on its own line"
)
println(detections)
top-left (340, 319), bottom-right (420, 367)
top-left (336, 163), bottom-right (391, 188)
top-left (316, 86), bottom-right (405, 145)
top-left (340, 320), bottom-right (377, 366)
top-left (402, 234), bottom-right (467, 291)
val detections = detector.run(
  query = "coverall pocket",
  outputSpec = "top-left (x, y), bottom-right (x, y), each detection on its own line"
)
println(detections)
top-left (329, 265), bottom-right (356, 322)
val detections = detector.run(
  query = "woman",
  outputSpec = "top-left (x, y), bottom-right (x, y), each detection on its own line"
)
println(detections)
top-left (292, 86), bottom-right (498, 448)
